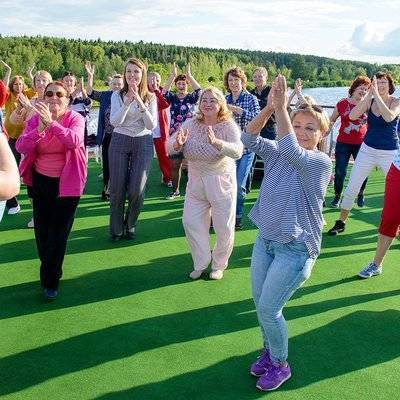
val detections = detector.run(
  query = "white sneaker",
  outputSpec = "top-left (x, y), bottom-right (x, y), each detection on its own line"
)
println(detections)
top-left (189, 270), bottom-right (203, 280)
top-left (209, 270), bottom-right (224, 280)
top-left (8, 205), bottom-right (21, 215)
top-left (27, 217), bottom-right (34, 228)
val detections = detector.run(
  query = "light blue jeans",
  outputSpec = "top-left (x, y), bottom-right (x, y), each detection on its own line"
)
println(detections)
top-left (0, 200), bottom-right (5, 223)
top-left (236, 150), bottom-right (255, 219)
top-left (251, 233), bottom-right (315, 363)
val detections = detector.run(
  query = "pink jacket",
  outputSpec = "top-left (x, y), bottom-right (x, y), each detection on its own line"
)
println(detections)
top-left (16, 110), bottom-right (87, 197)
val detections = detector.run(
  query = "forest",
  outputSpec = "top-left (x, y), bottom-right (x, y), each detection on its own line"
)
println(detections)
top-left (1, 35), bottom-right (399, 89)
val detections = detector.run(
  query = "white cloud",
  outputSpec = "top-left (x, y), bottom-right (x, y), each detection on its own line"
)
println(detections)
top-left (349, 23), bottom-right (400, 57)
top-left (1, 0), bottom-right (400, 63)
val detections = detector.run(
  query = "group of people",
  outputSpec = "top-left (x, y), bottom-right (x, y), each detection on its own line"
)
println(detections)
top-left (1, 55), bottom-right (399, 392)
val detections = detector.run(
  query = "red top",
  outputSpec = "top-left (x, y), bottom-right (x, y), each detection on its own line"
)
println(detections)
top-left (153, 89), bottom-right (170, 141)
top-left (0, 81), bottom-right (7, 107)
top-left (336, 98), bottom-right (368, 145)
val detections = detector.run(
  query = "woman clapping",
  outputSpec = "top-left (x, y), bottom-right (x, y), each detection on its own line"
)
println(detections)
top-left (16, 81), bottom-right (87, 299)
top-left (109, 58), bottom-right (156, 241)
top-left (171, 87), bottom-right (243, 280)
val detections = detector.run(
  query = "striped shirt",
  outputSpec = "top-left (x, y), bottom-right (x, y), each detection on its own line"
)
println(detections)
top-left (242, 132), bottom-right (332, 258)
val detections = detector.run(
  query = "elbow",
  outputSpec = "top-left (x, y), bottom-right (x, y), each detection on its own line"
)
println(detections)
top-left (0, 178), bottom-right (20, 200)
top-left (246, 125), bottom-right (260, 135)
top-left (383, 114), bottom-right (396, 123)
top-left (109, 117), bottom-right (119, 127)
top-left (233, 149), bottom-right (243, 160)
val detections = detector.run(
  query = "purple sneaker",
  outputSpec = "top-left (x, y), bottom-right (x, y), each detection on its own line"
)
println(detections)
top-left (250, 349), bottom-right (271, 377)
top-left (256, 361), bottom-right (291, 391)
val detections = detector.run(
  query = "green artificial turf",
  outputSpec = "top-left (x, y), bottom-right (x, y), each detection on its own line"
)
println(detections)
top-left (0, 160), bottom-right (399, 400)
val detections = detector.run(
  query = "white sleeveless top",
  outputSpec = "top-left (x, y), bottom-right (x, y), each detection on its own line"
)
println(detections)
top-left (393, 150), bottom-right (400, 171)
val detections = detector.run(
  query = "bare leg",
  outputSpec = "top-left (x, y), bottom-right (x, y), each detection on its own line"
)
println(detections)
top-left (171, 158), bottom-right (183, 193)
top-left (338, 208), bottom-right (350, 222)
top-left (373, 233), bottom-right (395, 267)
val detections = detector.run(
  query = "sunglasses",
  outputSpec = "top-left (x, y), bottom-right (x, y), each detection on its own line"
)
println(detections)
top-left (45, 90), bottom-right (66, 98)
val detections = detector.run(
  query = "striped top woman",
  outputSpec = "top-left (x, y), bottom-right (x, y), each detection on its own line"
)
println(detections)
top-left (242, 75), bottom-right (332, 392)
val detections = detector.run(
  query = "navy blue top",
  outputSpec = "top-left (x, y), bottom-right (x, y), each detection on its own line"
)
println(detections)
top-left (364, 101), bottom-right (399, 150)
top-left (89, 90), bottom-right (113, 145)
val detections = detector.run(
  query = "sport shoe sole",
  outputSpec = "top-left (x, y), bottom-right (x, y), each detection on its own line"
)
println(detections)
top-left (209, 270), bottom-right (224, 280)
top-left (189, 270), bottom-right (203, 280)
top-left (8, 205), bottom-right (21, 215)
top-left (358, 269), bottom-right (382, 279)
top-left (256, 371), bottom-right (291, 391)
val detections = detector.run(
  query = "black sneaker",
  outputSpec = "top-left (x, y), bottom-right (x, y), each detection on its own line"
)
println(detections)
top-left (125, 227), bottom-right (136, 240)
top-left (43, 288), bottom-right (58, 300)
top-left (235, 218), bottom-right (243, 230)
top-left (357, 194), bottom-right (365, 208)
top-left (111, 235), bottom-right (122, 242)
top-left (330, 195), bottom-right (341, 208)
top-left (327, 220), bottom-right (346, 236)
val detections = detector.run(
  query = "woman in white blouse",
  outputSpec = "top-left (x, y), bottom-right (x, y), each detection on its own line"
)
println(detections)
top-left (109, 58), bottom-right (157, 241)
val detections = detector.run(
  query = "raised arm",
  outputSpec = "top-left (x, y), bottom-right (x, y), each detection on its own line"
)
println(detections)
top-left (273, 75), bottom-right (295, 141)
top-left (349, 82), bottom-right (373, 120)
top-left (247, 89), bottom-right (274, 135)
top-left (163, 63), bottom-right (177, 92)
top-left (1, 60), bottom-right (11, 87)
top-left (372, 79), bottom-right (400, 122)
top-left (85, 61), bottom-right (95, 96)
top-left (185, 63), bottom-right (201, 91)
top-left (27, 64), bottom-right (35, 85)
top-left (294, 78), bottom-right (307, 105)
top-left (0, 131), bottom-right (20, 200)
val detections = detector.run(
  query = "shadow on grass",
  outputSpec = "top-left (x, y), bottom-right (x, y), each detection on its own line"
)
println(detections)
top-left (1, 291), bottom-right (400, 396)
top-left (0, 252), bottom-right (194, 320)
top-left (93, 309), bottom-right (400, 400)
top-left (0, 211), bottom-right (186, 264)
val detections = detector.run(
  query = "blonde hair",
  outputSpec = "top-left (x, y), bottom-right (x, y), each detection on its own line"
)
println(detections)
top-left (253, 67), bottom-right (268, 77)
top-left (148, 71), bottom-right (161, 81)
top-left (33, 70), bottom-right (52, 87)
top-left (195, 86), bottom-right (232, 123)
top-left (291, 103), bottom-right (330, 135)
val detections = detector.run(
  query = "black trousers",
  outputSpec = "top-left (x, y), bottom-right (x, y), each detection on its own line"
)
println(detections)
top-left (6, 138), bottom-right (20, 209)
top-left (32, 170), bottom-right (80, 290)
top-left (102, 133), bottom-right (112, 191)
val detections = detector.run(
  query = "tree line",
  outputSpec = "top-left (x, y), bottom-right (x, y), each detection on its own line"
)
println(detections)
top-left (1, 35), bottom-right (399, 89)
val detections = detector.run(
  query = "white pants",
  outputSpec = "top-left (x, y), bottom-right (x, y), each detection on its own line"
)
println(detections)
top-left (341, 143), bottom-right (397, 210)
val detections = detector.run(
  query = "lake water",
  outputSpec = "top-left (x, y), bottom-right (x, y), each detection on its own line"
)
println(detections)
top-left (88, 86), bottom-right (400, 135)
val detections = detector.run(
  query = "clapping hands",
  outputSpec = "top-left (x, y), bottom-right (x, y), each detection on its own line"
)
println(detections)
top-left (174, 127), bottom-right (188, 150)
top-left (271, 75), bottom-right (288, 110)
top-left (35, 102), bottom-right (53, 132)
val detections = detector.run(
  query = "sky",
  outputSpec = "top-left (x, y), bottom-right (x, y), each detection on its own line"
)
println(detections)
top-left (1, 0), bottom-right (400, 64)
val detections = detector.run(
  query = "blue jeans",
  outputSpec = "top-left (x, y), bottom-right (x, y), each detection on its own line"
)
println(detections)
top-left (236, 150), bottom-right (255, 218)
top-left (251, 234), bottom-right (315, 363)
top-left (335, 141), bottom-right (367, 197)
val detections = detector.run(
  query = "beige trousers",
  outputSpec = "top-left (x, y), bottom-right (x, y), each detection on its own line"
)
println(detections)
top-left (183, 171), bottom-right (237, 271)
